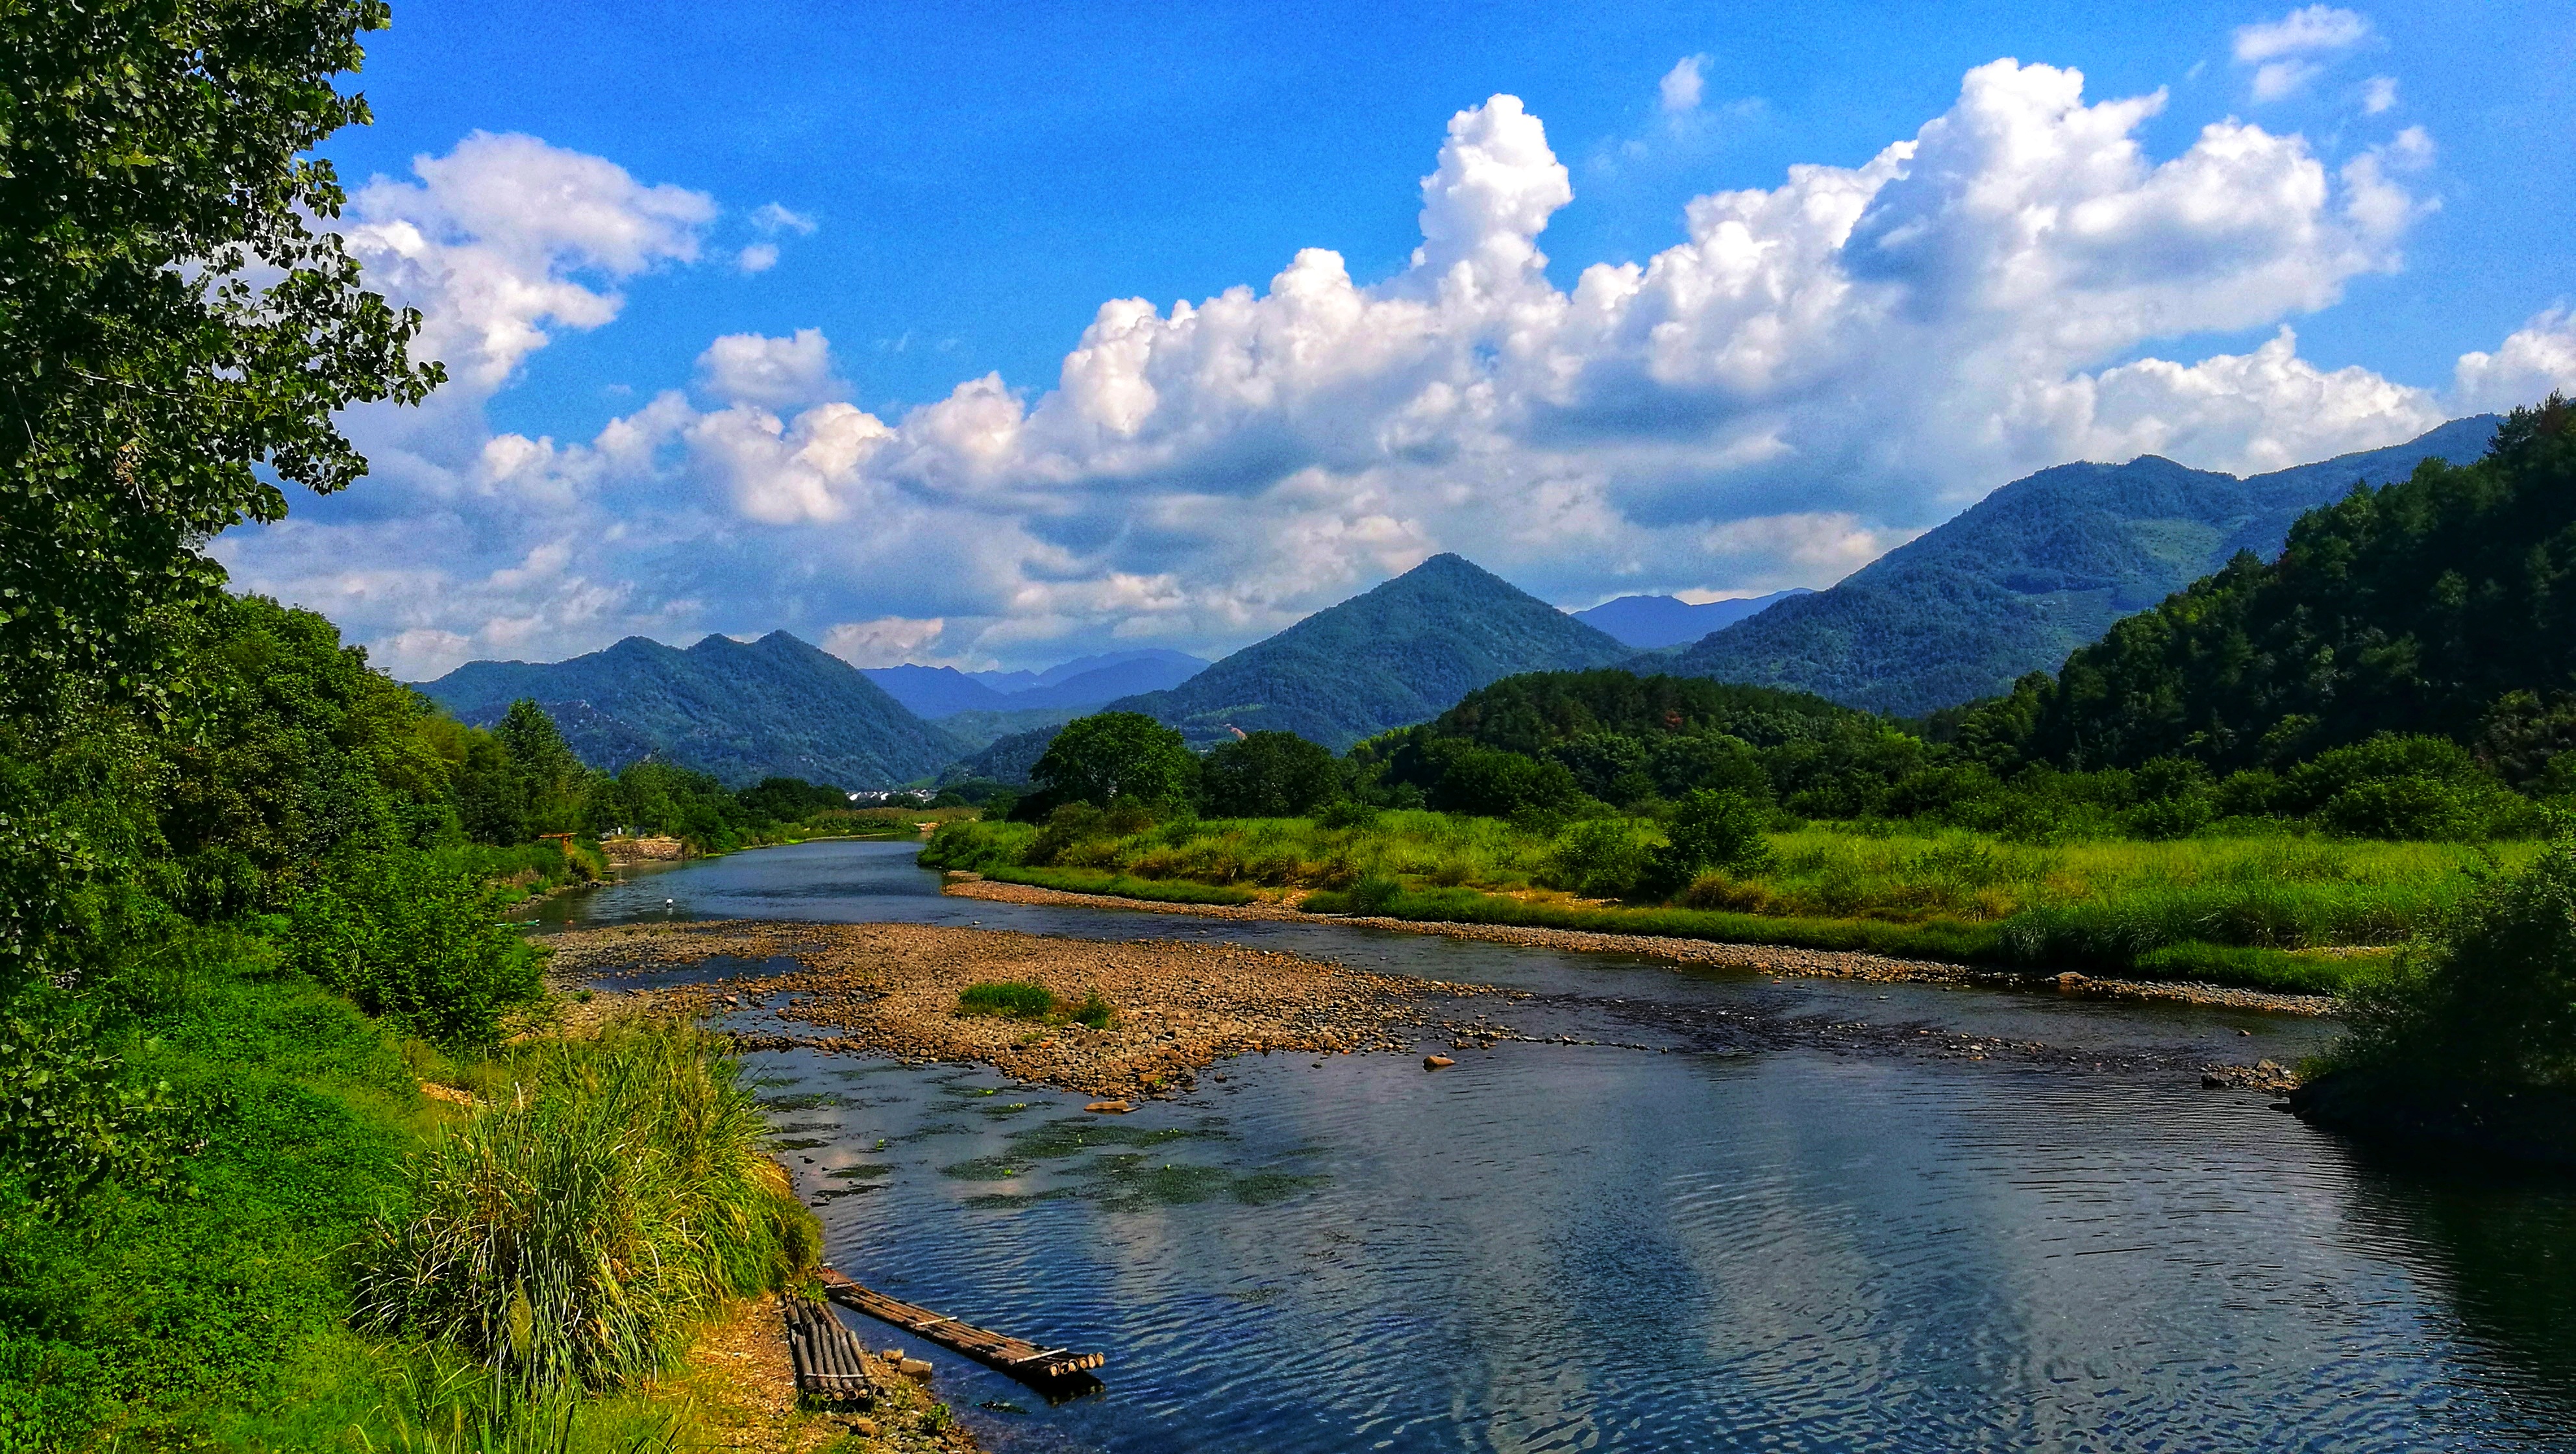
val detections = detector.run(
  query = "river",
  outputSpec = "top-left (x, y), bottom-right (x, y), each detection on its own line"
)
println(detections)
top-left (534, 840), bottom-right (2576, 1452)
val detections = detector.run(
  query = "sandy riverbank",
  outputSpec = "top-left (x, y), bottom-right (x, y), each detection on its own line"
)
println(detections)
top-left (939, 875), bottom-right (2337, 1017)
top-left (543, 920), bottom-right (1509, 1099)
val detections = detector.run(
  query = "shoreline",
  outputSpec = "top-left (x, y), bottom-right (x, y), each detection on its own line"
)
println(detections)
top-left (939, 875), bottom-right (2337, 1017)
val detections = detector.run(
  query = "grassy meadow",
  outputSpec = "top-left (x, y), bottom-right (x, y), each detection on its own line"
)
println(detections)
top-left (924, 811), bottom-right (2535, 993)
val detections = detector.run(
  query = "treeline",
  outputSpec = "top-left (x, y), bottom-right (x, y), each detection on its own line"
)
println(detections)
top-left (984, 400), bottom-right (2576, 854)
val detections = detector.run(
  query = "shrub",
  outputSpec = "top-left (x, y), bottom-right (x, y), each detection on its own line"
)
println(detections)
top-left (1641, 788), bottom-right (1774, 898)
top-left (2335, 837), bottom-right (2576, 1087)
top-left (956, 981), bottom-right (1056, 1020)
top-left (1547, 818), bottom-right (1650, 898)
top-left (354, 1017), bottom-right (816, 1395)
top-left (1346, 874), bottom-right (1403, 914)
top-left (281, 850), bottom-right (545, 1046)
top-left (1067, 992), bottom-right (1115, 1029)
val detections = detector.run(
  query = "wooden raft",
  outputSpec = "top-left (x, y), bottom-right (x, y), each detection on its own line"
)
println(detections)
top-left (817, 1266), bottom-right (1105, 1386)
top-left (781, 1294), bottom-right (882, 1405)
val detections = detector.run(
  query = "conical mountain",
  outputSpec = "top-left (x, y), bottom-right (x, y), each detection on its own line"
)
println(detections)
top-left (416, 630), bottom-right (962, 788)
top-left (1660, 416), bottom-right (2501, 716)
top-left (1108, 554), bottom-right (1631, 750)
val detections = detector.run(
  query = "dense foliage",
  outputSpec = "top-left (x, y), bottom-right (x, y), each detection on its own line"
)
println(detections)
top-left (1963, 399), bottom-right (2576, 777)
top-left (2336, 836), bottom-right (2576, 1089)
top-left (0, 0), bottom-right (438, 717)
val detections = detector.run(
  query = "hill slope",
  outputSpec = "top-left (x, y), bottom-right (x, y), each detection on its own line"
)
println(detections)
top-left (1965, 400), bottom-right (2575, 773)
top-left (1108, 554), bottom-right (1633, 750)
top-left (417, 631), bottom-right (962, 788)
top-left (1574, 590), bottom-right (1809, 649)
top-left (1661, 417), bottom-right (2501, 716)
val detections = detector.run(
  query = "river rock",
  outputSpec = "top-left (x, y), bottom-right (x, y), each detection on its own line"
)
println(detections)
top-left (1085, 1100), bottom-right (1132, 1114)
top-left (1424, 1054), bottom-right (1455, 1069)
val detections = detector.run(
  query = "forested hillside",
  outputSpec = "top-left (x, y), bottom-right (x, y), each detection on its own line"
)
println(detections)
top-left (1110, 554), bottom-right (1633, 750)
top-left (1663, 417), bottom-right (2499, 715)
top-left (1962, 398), bottom-right (2576, 779)
top-left (419, 630), bottom-right (961, 788)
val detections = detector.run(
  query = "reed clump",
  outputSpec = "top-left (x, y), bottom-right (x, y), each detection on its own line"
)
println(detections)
top-left (353, 1016), bottom-right (819, 1396)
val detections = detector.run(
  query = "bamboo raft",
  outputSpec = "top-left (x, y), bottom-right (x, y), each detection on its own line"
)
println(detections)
top-left (781, 1294), bottom-right (883, 1405)
top-left (817, 1266), bottom-right (1106, 1387)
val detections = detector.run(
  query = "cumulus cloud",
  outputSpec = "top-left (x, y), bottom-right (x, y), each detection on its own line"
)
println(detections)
top-left (2361, 75), bottom-right (2398, 114)
top-left (222, 58), bottom-right (2562, 683)
top-left (345, 132), bottom-right (715, 396)
top-left (1660, 55), bottom-right (1708, 116)
top-left (2233, 6), bottom-right (2374, 103)
top-left (736, 243), bottom-right (780, 273)
top-left (2453, 308), bottom-right (2576, 413)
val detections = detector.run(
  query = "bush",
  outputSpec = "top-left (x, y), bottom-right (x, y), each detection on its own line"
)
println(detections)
top-left (282, 850), bottom-right (545, 1046)
top-left (2336, 837), bottom-right (2576, 1086)
top-left (1547, 818), bottom-right (1650, 898)
top-left (957, 981), bottom-right (1056, 1019)
top-left (1345, 874), bottom-right (1403, 915)
top-left (354, 1017), bottom-right (815, 1395)
top-left (1067, 992), bottom-right (1115, 1029)
top-left (1641, 789), bottom-right (1774, 898)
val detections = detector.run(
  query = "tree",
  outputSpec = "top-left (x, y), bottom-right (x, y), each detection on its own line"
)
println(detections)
top-left (1641, 788), bottom-right (1774, 898)
top-left (495, 700), bottom-right (586, 833)
top-left (1, 0), bottom-right (440, 718)
top-left (1200, 731), bottom-right (1341, 817)
top-left (1030, 713), bottom-right (1195, 808)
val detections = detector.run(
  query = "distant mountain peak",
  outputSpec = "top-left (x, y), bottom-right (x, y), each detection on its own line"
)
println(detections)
top-left (416, 630), bottom-right (959, 788)
top-left (1104, 552), bottom-right (1630, 750)
top-left (1657, 415), bottom-right (2503, 716)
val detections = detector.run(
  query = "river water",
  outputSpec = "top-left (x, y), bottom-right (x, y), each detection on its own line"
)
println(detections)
top-left (536, 841), bottom-right (2576, 1452)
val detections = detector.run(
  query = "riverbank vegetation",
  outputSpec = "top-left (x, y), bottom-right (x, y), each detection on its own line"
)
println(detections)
top-left (0, 3), bottom-right (826, 1443)
top-left (934, 400), bottom-right (2576, 1000)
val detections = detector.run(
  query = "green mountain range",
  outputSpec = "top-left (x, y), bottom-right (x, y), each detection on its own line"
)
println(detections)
top-left (1966, 399), bottom-right (2576, 775)
top-left (1660, 417), bottom-right (2501, 717)
top-left (414, 631), bottom-right (961, 789)
top-left (1108, 553), bottom-right (1635, 751)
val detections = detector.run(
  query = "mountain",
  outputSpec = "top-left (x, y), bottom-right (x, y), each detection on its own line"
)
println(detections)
top-left (861, 665), bottom-right (1013, 718)
top-left (964, 648), bottom-right (1206, 696)
top-left (1107, 553), bottom-right (1634, 750)
top-left (1659, 417), bottom-right (2502, 717)
top-left (866, 649), bottom-right (1206, 719)
top-left (416, 631), bottom-right (963, 789)
top-left (1964, 400), bottom-right (2572, 774)
top-left (1574, 590), bottom-right (1811, 649)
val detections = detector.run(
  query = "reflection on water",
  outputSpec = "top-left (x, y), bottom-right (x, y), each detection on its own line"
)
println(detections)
top-left (551, 841), bottom-right (2576, 1451)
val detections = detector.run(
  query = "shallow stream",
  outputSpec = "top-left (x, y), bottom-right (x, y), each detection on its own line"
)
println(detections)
top-left (538, 840), bottom-right (2576, 1452)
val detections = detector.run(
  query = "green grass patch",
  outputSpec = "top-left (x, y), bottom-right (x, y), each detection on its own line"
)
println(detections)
top-left (958, 981), bottom-right (1056, 1019)
top-left (967, 861), bottom-right (1260, 906)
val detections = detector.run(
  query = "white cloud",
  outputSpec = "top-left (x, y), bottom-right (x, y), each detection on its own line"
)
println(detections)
top-left (2233, 6), bottom-right (2373, 103)
top-left (2361, 75), bottom-right (2398, 114)
top-left (2234, 6), bottom-right (2373, 62)
top-left (345, 132), bottom-right (714, 395)
top-left (2453, 307), bottom-right (2576, 413)
top-left (228, 60), bottom-right (2557, 682)
top-left (751, 202), bottom-right (819, 236)
top-left (736, 242), bottom-right (780, 273)
top-left (696, 328), bottom-right (845, 410)
top-left (821, 617), bottom-right (950, 667)
top-left (1660, 55), bottom-right (1708, 116)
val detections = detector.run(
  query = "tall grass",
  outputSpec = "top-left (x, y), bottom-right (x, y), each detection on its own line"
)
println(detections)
top-left (354, 1017), bottom-right (819, 1396)
top-left (924, 811), bottom-right (2525, 991)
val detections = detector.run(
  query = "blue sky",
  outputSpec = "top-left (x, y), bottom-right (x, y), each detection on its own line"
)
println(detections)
top-left (225, 1), bottom-right (2576, 676)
